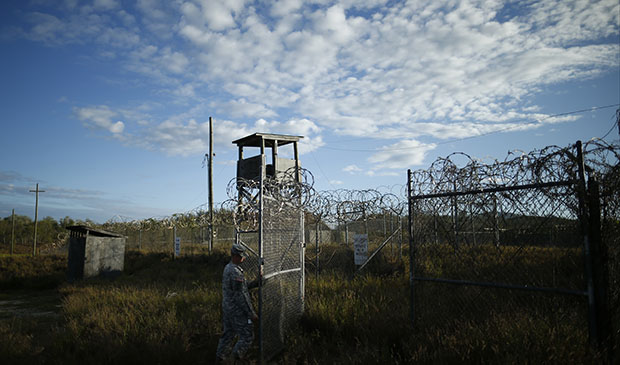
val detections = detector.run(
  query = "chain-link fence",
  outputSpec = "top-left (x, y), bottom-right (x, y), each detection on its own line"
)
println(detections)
top-left (408, 140), bottom-right (618, 358)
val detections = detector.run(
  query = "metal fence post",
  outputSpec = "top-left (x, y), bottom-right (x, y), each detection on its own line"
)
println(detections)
top-left (407, 169), bottom-right (415, 326)
top-left (576, 140), bottom-right (598, 346)
top-left (316, 221), bottom-right (320, 279)
top-left (588, 176), bottom-right (612, 357)
top-left (11, 209), bottom-right (15, 255)
top-left (452, 180), bottom-right (458, 253)
top-left (493, 195), bottom-right (500, 248)
top-left (258, 152), bottom-right (265, 364)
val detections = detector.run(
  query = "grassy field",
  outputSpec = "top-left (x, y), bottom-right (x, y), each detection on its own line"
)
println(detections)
top-left (0, 246), bottom-right (609, 364)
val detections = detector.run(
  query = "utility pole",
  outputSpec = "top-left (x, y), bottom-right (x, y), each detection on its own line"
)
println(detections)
top-left (11, 209), bottom-right (15, 255)
top-left (29, 183), bottom-right (45, 256)
top-left (208, 116), bottom-right (214, 253)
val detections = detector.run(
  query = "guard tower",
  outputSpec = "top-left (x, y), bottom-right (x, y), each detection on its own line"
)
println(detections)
top-left (231, 132), bottom-right (305, 362)
top-left (233, 132), bottom-right (303, 183)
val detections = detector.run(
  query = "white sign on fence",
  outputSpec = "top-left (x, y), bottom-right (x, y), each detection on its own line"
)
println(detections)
top-left (353, 234), bottom-right (368, 266)
top-left (174, 237), bottom-right (181, 257)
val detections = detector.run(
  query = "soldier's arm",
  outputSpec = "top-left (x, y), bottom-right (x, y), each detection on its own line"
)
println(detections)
top-left (242, 287), bottom-right (257, 319)
top-left (232, 275), bottom-right (256, 318)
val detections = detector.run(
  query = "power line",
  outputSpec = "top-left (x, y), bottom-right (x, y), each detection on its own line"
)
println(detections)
top-left (600, 108), bottom-right (619, 141)
top-left (322, 103), bottom-right (620, 152)
top-left (309, 150), bottom-right (338, 190)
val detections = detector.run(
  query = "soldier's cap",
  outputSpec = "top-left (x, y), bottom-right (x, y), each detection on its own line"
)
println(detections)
top-left (231, 243), bottom-right (247, 258)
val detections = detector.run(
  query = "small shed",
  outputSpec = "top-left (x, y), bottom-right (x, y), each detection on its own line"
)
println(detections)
top-left (66, 225), bottom-right (126, 281)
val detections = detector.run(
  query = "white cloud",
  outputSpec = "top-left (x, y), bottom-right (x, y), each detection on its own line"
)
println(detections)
top-left (368, 140), bottom-right (437, 169)
top-left (74, 106), bottom-right (125, 134)
top-left (270, 0), bottom-right (303, 17)
top-left (225, 99), bottom-right (277, 118)
top-left (193, 0), bottom-right (246, 31)
top-left (343, 165), bottom-right (362, 173)
top-left (14, 0), bottom-right (618, 160)
top-left (160, 48), bottom-right (189, 74)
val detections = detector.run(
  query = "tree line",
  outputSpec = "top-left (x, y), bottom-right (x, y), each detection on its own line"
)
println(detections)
top-left (0, 214), bottom-right (96, 251)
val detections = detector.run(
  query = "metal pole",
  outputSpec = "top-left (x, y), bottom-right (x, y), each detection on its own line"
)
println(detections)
top-left (493, 195), bottom-right (500, 247)
top-left (209, 116), bottom-right (214, 253)
top-left (315, 221), bottom-right (320, 279)
top-left (576, 140), bottom-right (598, 345)
top-left (390, 212), bottom-right (393, 256)
top-left (452, 181), bottom-right (458, 254)
top-left (399, 215), bottom-right (403, 260)
top-left (407, 169), bottom-right (415, 326)
top-left (11, 209), bottom-right (15, 255)
top-left (433, 213), bottom-right (438, 245)
top-left (588, 177), bottom-right (611, 355)
top-left (258, 138), bottom-right (265, 364)
top-left (29, 183), bottom-right (45, 257)
top-left (470, 203), bottom-right (476, 245)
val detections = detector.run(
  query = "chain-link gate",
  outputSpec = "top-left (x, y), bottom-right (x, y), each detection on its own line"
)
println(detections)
top-left (260, 195), bottom-right (304, 360)
top-left (228, 133), bottom-right (307, 362)
top-left (234, 191), bottom-right (305, 362)
top-left (407, 141), bottom-right (602, 347)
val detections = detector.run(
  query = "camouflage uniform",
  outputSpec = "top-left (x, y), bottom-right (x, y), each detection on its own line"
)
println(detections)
top-left (216, 260), bottom-right (257, 360)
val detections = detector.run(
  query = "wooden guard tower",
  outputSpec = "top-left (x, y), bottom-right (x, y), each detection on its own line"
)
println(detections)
top-left (232, 132), bottom-right (303, 183)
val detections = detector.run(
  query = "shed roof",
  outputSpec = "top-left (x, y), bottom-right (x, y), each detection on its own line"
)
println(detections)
top-left (66, 225), bottom-right (125, 238)
top-left (232, 132), bottom-right (303, 147)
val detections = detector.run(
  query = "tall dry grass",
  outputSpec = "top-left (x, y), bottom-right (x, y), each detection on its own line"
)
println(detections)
top-left (0, 245), bottom-right (608, 364)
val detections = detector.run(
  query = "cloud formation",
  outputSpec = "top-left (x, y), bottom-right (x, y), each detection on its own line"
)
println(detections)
top-left (74, 106), bottom-right (125, 134)
top-left (7, 0), bottom-right (618, 171)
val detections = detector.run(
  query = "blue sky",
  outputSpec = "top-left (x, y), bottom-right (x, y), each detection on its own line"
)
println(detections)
top-left (1, 0), bottom-right (618, 223)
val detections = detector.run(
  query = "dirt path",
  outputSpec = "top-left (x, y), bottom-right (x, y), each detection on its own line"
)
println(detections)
top-left (0, 290), bottom-right (62, 320)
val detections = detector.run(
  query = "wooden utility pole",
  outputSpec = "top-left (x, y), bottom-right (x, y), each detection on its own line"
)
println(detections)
top-left (29, 183), bottom-right (45, 256)
top-left (208, 116), bottom-right (214, 253)
top-left (10, 209), bottom-right (15, 255)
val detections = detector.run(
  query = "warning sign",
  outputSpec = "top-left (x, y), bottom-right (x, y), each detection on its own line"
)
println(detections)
top-left (174, 237), bottom-right (181, 257)
top-left (353, 234), bottom-right (368, 266)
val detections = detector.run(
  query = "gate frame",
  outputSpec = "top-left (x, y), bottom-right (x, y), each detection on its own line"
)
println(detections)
top-left (407, 140), bottom-right (600, 345)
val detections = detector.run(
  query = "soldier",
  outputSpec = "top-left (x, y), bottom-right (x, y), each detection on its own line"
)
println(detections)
top-left (216, 243), bottom-right (259, 362)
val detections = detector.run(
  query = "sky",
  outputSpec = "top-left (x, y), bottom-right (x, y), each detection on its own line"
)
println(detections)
top-left (0, 0), bottom-right (618, 223)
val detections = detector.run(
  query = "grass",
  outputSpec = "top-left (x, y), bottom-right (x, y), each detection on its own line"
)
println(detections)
top-left (0, 245), bottom-right (611, 364)
top-left (0, 255), bottom-right (67, 290)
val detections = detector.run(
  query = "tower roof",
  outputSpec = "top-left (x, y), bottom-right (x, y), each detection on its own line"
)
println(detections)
top-left (232, 132), bottom-right (303, 148)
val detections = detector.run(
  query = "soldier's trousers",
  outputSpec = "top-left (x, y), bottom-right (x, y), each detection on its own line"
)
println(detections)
top-left (216, 314), bottom-right (254, 359)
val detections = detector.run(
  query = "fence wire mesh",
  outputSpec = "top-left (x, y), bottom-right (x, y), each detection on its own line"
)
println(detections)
top-left (410, 184), bottom-right (588, 339)
top-left (261, 195), bottom-right (303, 360)
top-left (408, 139), bottom-right (619, 353)
top-left (228, 167), bottom-right (308, 362)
